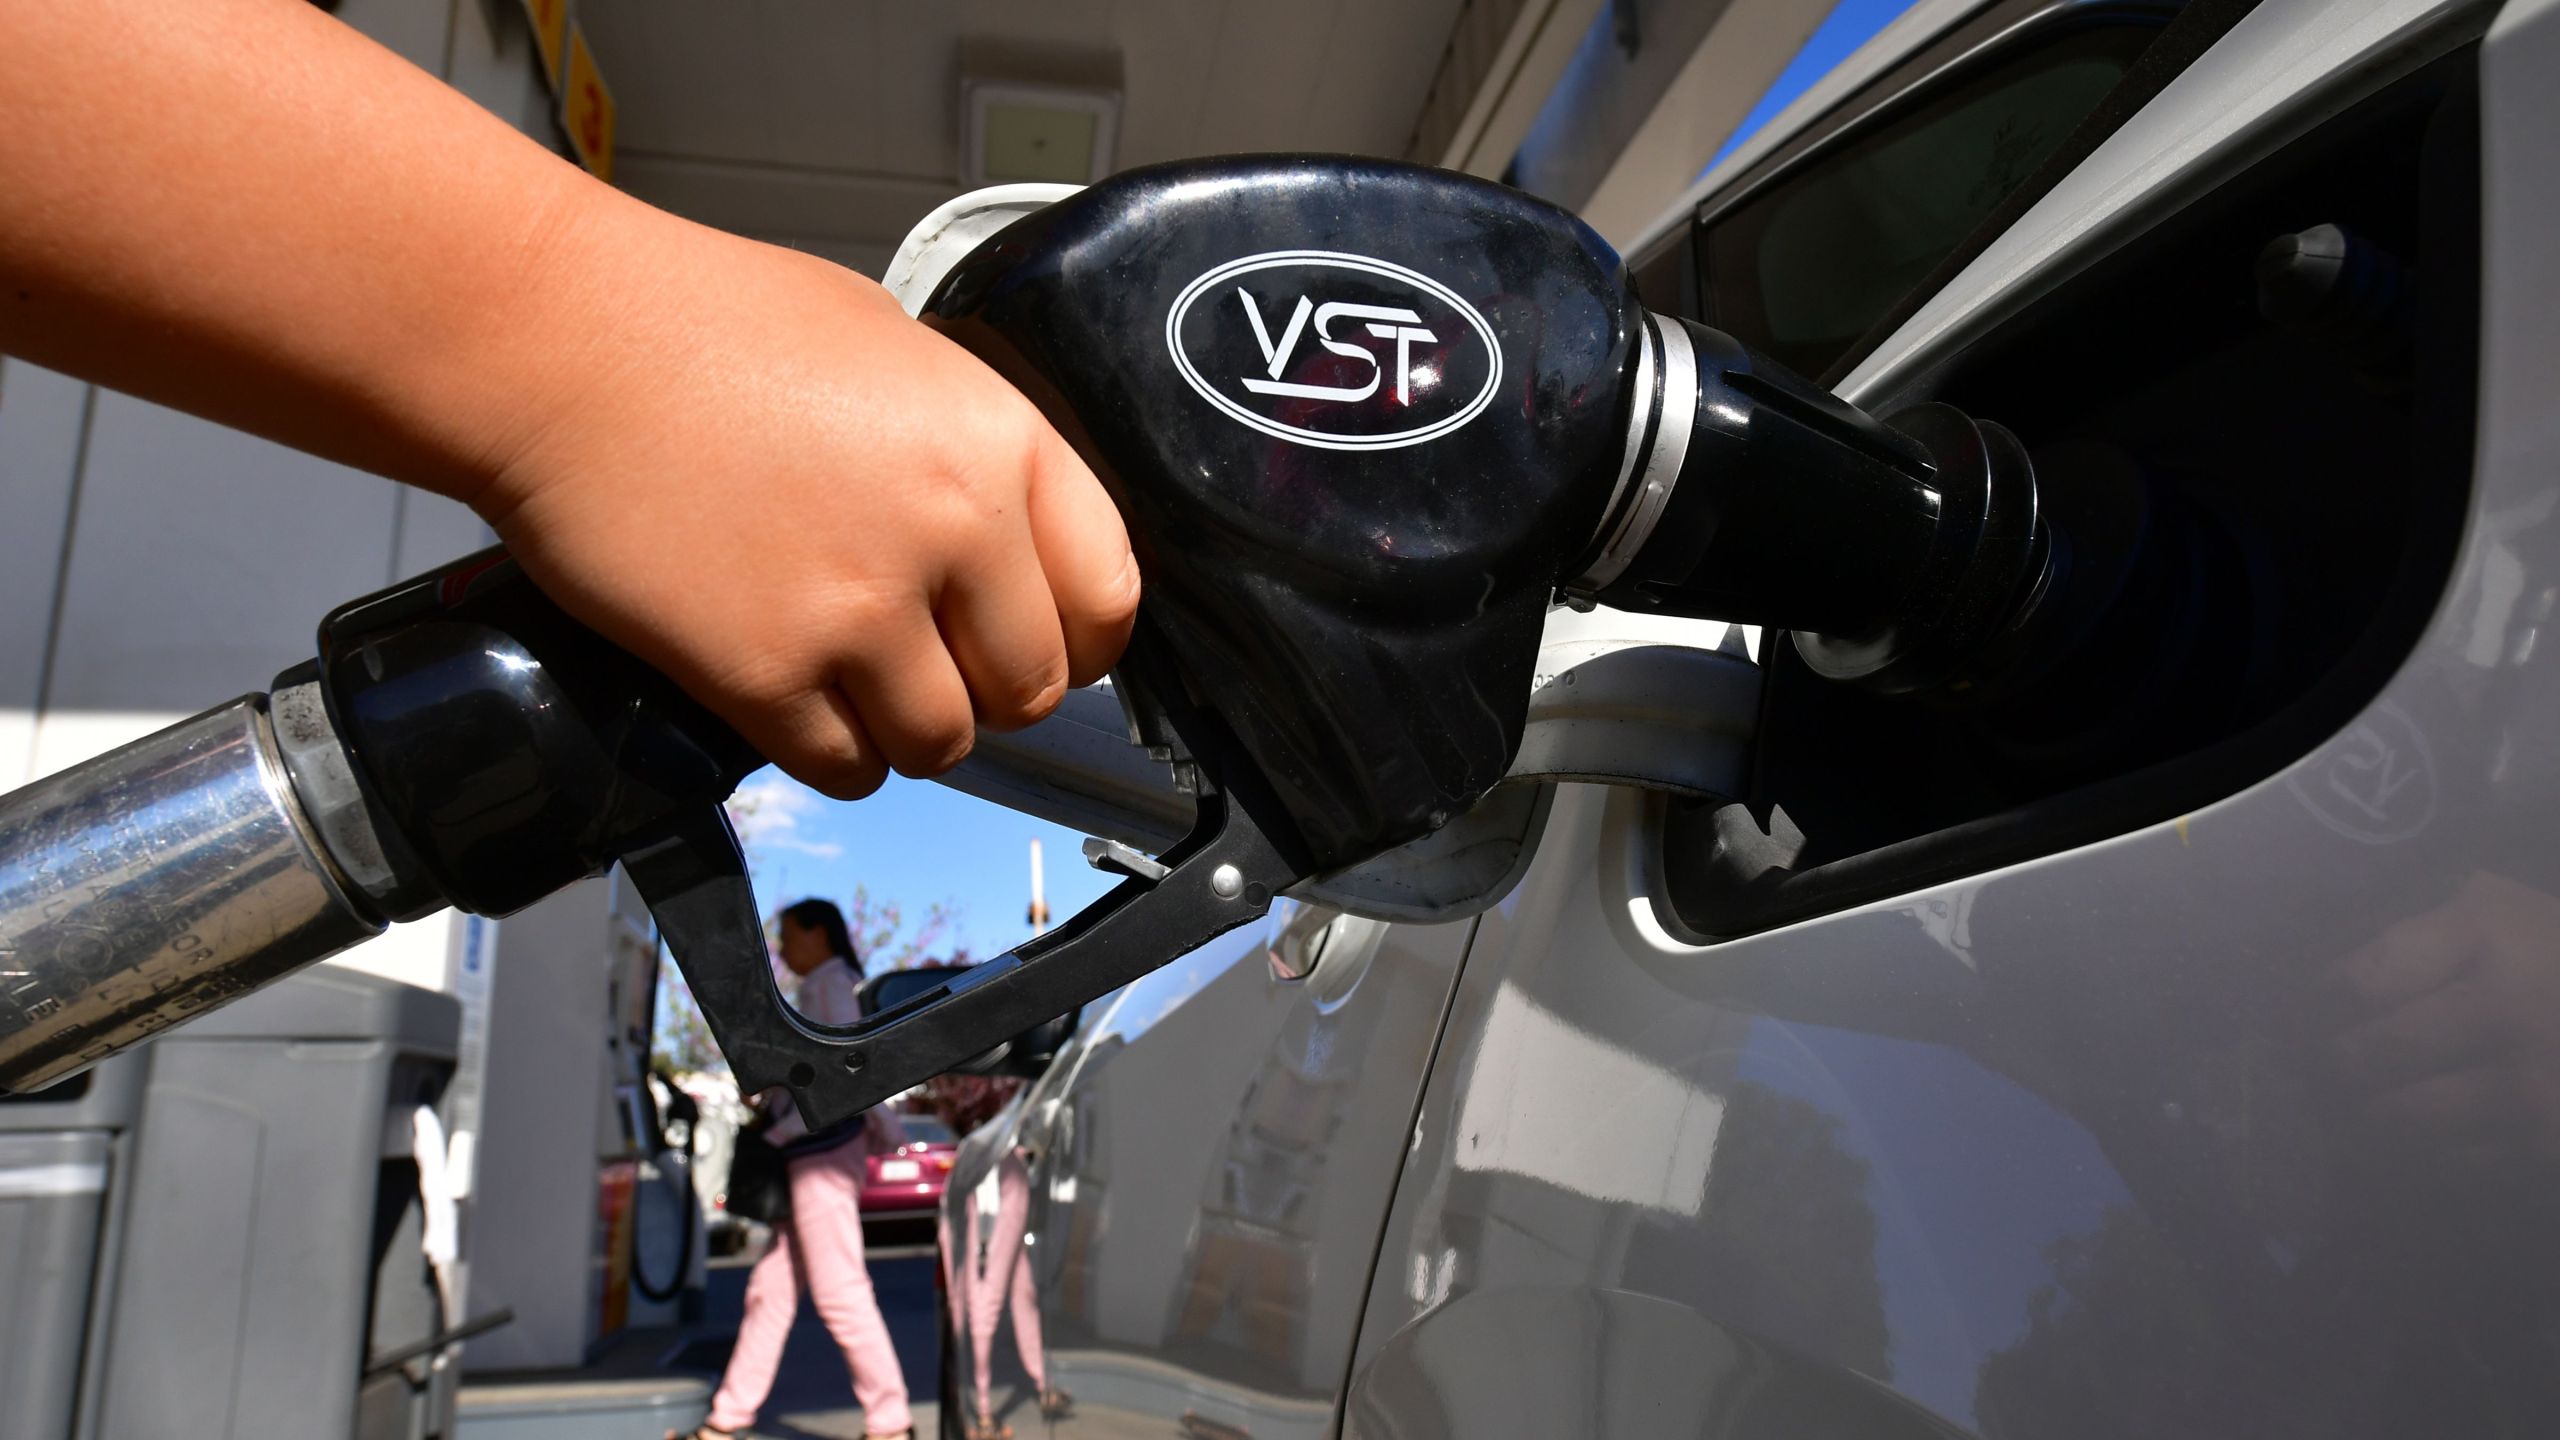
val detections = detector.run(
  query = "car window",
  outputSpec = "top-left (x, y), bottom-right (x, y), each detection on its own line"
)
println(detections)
top-left (893, 1113), bottom-right (955, 1144)
top-left (1699, 24), bottom-right (2155, 378)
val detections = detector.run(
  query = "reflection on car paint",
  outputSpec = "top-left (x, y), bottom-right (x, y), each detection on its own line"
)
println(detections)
top-left (945, 906), bottom-right (1473, 1439)
top-left (1450, 983), bottom-right (1722, 1213)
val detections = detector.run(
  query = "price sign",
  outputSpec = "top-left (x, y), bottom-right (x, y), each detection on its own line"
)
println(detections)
top-left (520, 0), bottom-right (569, 87)
top-left (561, 25), bottom-right (616, 183)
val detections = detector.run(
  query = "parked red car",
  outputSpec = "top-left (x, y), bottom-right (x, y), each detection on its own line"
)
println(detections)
top-left (859, 1109), bottom-right (957, 1223)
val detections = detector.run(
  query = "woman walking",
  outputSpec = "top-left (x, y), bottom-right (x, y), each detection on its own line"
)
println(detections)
top-left (690, 899), bottom-right (912, 1440)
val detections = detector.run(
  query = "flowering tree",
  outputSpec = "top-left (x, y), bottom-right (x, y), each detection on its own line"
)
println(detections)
top-left (840, 884), bottom-right (971, 971)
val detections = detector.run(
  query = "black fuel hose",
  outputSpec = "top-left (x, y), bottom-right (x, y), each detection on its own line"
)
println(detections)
top-left (630, 1081), bottom-right (698, 1304)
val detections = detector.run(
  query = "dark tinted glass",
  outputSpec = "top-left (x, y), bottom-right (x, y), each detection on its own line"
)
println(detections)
top-left (894, 1113), bottom-right (957, 1144)
top-left (1701, 25), bottom-right (2152, 376)
top-left (862, 964), bottom-right (964, 1015)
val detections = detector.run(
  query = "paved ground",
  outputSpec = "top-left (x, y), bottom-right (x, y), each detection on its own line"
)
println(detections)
top-left (673, 1244), bottom-right (948, 1440)
top-left (474, 1227), bottom-right (1058, 1439)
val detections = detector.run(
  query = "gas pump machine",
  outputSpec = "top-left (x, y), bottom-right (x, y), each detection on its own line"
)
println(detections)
top-left (0, 157), bottom-right (2176, 1127)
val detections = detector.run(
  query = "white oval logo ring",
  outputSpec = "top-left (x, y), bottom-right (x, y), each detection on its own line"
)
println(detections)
top-left (1165, 250), bottom-right (1504, 452)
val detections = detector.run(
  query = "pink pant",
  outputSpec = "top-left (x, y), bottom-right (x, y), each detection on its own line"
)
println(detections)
top-left (962, 1151), bottom-right (1047, 1414)
top-left (710, 1139), bottom-right (912, 1435)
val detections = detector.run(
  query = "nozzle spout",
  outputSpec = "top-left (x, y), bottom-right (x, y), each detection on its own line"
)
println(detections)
top-left (1573, 313), bottom-right (2053, 698)
top-left (0, 696), bottom-right (384, 1093)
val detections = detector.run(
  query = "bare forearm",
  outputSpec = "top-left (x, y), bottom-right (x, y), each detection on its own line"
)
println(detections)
top-left (0, 0), bottom-right (657, 504)
top-left (0, 0), bottom-right (1140, 800)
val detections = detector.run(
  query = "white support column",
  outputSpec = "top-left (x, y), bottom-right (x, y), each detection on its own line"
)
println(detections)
top-left (0, 361), bottom-right (89, 789)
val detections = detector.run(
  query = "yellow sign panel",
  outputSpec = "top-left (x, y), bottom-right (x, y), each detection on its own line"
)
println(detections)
top-left (561, 26), bottom-right (616, 184)
top-left (521, 0), bottom-right (569, 87)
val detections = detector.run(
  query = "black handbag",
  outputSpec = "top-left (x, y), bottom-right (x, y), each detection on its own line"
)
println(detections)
top-left (724, 1111), bottom-right (866, 1225)
top-left (724, 1118), bottom-right (793, 1224)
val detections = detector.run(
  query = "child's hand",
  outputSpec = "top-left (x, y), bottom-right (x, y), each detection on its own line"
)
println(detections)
top-left (477, 225), bottom-right (1140, 800)
top-left (0, 0), bottom-right (1139, 801)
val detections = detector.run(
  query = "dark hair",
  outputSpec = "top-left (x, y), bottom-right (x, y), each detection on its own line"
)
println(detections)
top-left (780, 898), bottom-right (861, 976)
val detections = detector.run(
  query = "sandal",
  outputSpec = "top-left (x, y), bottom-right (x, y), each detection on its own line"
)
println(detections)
top-left (1038, 1388), bottom-right (1075, 1421)
top-left (965, 1407), bottom-right (1013, 1440)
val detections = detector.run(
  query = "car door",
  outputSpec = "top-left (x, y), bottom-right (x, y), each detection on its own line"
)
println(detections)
top-left (1344, 3), bottom-right (2540, 1437)
top-left (946, 900), bottom-right (1473, 1440)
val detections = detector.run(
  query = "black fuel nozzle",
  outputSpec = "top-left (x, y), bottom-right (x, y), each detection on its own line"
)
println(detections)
top-left (268, 553), bottom-right (1319, 1132)
top-left (1563, 316), bottom-right (2061, 700)
top-left (927, 159), bottom-right (2086, 838)
top-left (923, 157), bottom-right (1641, 875)
top-left (321, 159), bottom-right (2097, 1128)
top-left (1, 155), bottom-right (2108, 1116)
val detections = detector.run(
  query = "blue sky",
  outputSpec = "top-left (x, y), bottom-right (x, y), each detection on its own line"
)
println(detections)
top-left (725, 769), bottom-right (1122, 965)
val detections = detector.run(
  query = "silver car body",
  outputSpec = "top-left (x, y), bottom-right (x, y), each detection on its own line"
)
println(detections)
top-left (945, 0), bottom-right (2560, 1433)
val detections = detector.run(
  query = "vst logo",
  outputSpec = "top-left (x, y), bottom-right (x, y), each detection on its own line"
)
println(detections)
top-left (1165, 250), bottom-right (1502, 451)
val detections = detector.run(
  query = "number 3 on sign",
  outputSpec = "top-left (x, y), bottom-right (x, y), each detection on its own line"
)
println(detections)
top-left (561, 26), bottom-right (616, 184)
